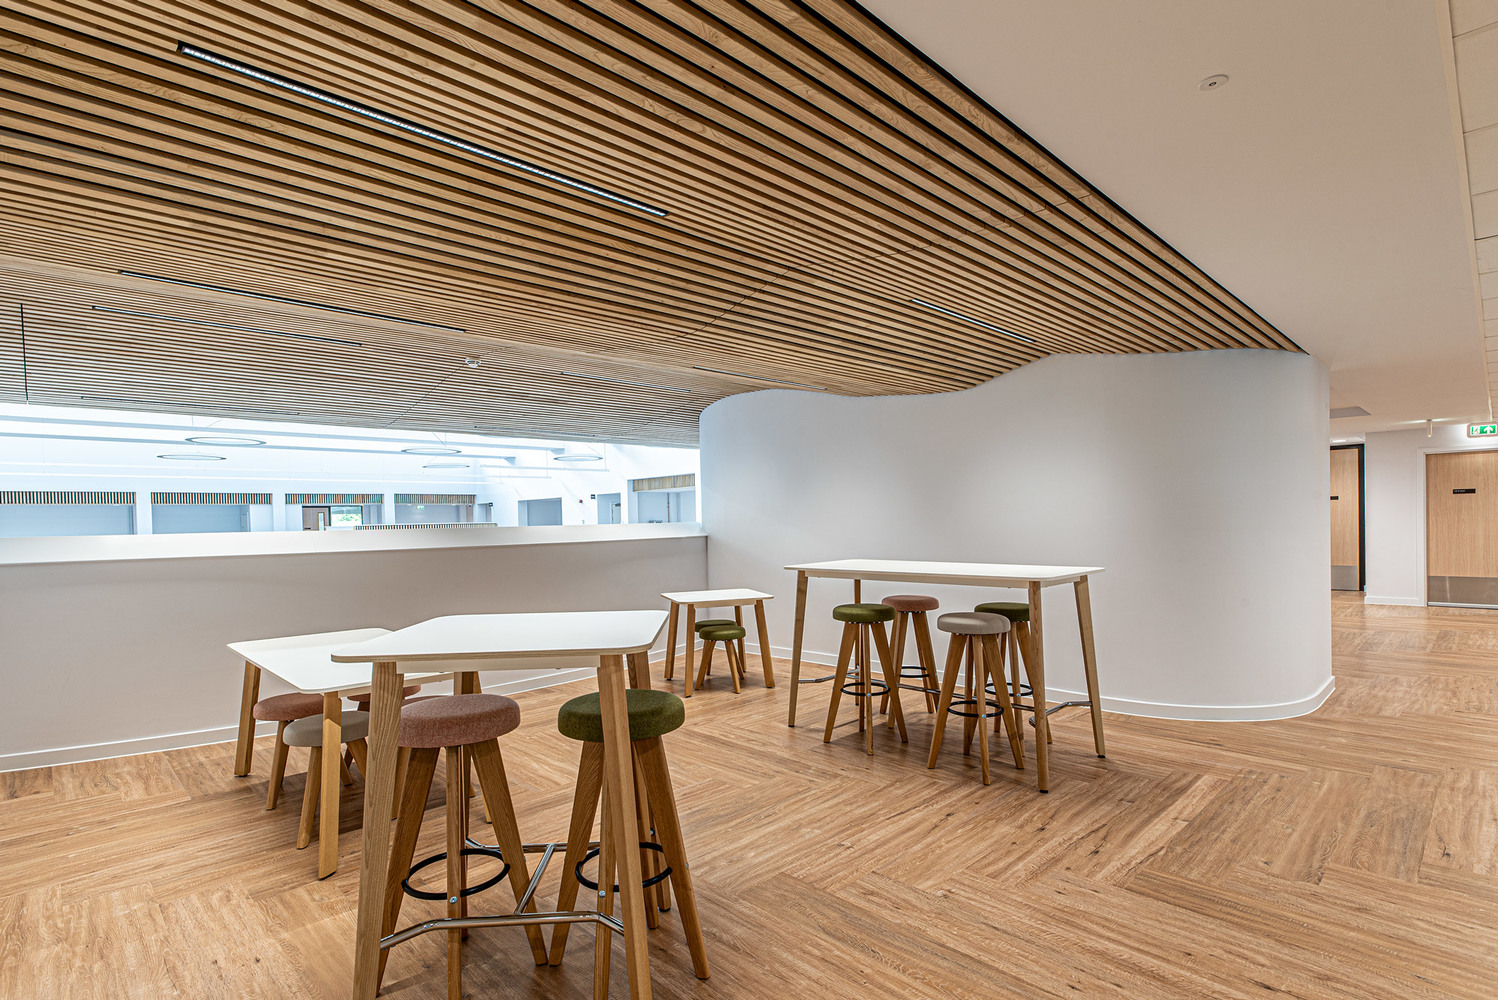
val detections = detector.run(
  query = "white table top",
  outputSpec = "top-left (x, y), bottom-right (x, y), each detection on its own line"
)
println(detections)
top-left (660, 588), bottom-right (773, 605)
top-left (228, 628), bottom-right (444, 695)
top-left (784, 559), bottom-right (1104, 588)
top-left (330, 611), bottom-right (668, 670)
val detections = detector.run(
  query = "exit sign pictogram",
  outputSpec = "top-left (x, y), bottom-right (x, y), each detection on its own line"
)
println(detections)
top-left (1469, 424), bottom-right (1498, 437)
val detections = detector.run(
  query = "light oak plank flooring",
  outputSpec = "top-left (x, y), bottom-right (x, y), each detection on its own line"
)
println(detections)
top-left (2, 593), bottom-right (1495, 997)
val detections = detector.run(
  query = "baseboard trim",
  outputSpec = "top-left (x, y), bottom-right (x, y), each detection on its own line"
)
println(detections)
top-left (748, 643), bottom-right (1336, 722)
top-left (1363, 595), bottom-right (1422, 607)
top-left (0, 666), bottom-right (601, 773)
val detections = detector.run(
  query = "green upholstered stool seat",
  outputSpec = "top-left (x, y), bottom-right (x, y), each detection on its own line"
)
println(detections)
top-left (975, 601), bottom-right (1030, 623)
top-left (556, 688), bottom-right (686, 744)
top-left (833, 603), bottom-right (895, 624)
top-left (698, 624), bottom-right (746, 642)
top-left (693, 618), bottom-right (736, 632)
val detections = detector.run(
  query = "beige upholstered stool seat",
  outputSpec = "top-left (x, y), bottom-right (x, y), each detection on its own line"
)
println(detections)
top-left (882, 594), bottom-right (939, 613)
top-left (349, 684), bottom-right (423, 708)
top-left (398, 693), bottom-right (520, 749)
top-left (252, 692), bottom-right (324, 723)
top-left (284, 710), bottom-right (370, 747)
top-left (937, 611), bottom-right (1010, 636)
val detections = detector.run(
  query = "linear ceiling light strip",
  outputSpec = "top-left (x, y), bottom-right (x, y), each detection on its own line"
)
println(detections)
top-left (91, 305), bottom-right (363, 347)
top-left (176, 42), bottom-right (668, 219)
top-left (118, 271), bottom-right (465, 332)
top-left (910, 298), bottom-right (1038, 344)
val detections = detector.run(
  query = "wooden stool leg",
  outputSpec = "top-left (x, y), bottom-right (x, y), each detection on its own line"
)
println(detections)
top-left (753, 599), bottom-right (776, 688)
top-left (392, 747), bottom-right (410, 821)
top-left (378, 747), bottom-right (438, 987)
top-left (724, 642), bottom-right (742, 694)
top-left (347, 738), bottom-right (369, 778)
top-left (592, 777), bottom-right (617, 999)
top-left (974, 639), bottom-right (991, 785)
top-left (297, 746), bottom-right (321, 849)
top-left (683, 604), bottom-right (698, 698)
top-left (871, 621), bottom-right (907, 745)
top-left (927, 636), bottom-right (966, 769)
top-left (469, 740), bottom-right (549, 964)
top-left (913, 612), bottom-right (939, 713)
top-left (631, 749), bottom-right (665, 923)
top-left (663, 602), bottom-right (679, 681)
top-left (695, 640), bottom-right (715, 691)
top-left (983, 635), bottom-right (1024, 769)
top-left (733, 605), bottom-right (747, 675)
top-left (341, 753), bottom-right (355, 787)
top-left (265, 722), bottom-right (289, 810)
top-left (823, 623), bottom-right (858, 744)
top-left (962, 640), bottom-right (977, 755)
top-left (882, 612), bottom-right (907, 722)
top-left (549, 742), bottom-right (605, 966)
top-left (637, 736), bottom-right (710, 979)
top-left (444, 746), bottom-right (465, 1000)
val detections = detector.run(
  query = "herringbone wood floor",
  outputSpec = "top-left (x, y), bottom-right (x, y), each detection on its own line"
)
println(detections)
top-left (3, 593), bottom-right (1496, 998)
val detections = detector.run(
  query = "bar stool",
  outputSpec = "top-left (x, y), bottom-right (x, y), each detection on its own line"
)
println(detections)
top-left (926, 612), bottom-right (1024, 786)
top-left (822, 603), bottom-right (906, 755)
top-left (253, 692), bottom-right (324, 810)
top-left (378, 694), bottom-right (547, 997)
top-left (695, 624), bottom-right (748, 693)
top-left (549, 688), bottom-right (709, 989)
top-left (281, 710), bottom-right (369, 847)
top-left (879, 594), bottom-right (941, 722)
top-left (974, 601), bottom-right (1050, 746)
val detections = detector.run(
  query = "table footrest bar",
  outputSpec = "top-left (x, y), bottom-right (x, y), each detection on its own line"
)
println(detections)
top-left (1020, 699), bottom-right (1092, 727)
top-left (797, 673), bottom-right (838, 684)
top-left (383, 910), bottom-right (623, 950)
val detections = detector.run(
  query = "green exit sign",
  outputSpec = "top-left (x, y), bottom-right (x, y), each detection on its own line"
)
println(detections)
top-left (1469, 423), bottom-right (1498, 437)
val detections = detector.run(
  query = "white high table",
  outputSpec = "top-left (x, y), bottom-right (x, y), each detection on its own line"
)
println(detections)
top-left (331, 610), bottom-right (668, 1000)
top-left (784, 559), bottom-right (1106, 791)
top-left (228, 628), bottom-right (446, 879)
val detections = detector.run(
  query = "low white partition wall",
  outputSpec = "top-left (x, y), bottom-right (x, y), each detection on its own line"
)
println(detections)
top-left (0, 524), bottom-right (705, 770)
top-left (700, 350), bottom-right (1333, 721)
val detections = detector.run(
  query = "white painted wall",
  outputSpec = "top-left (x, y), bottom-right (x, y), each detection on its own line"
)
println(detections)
top-left (1363, 422), bottom-right (1498, 605)
top-left (701, 350), bottom-right (1332, 720)
top-left (0, 528), bottom-right (705, 770)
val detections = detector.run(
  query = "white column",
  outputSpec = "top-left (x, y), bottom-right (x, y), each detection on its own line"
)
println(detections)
top-left (133, 491), bottom-right (153, 534)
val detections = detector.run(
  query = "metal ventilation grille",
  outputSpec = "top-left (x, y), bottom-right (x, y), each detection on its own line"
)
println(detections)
top-left (0, 490), bottom-right (136, 505)
top-left (394, 494), bottom-right (476, 505)
top-left (285, 493), bottom-right (384, 504)
top-left (150, 492), bottom-right (273, 505)
top-left (631, 474), bottom-right (696, 492)
top-left (354, 522), bottom-right (496, 530)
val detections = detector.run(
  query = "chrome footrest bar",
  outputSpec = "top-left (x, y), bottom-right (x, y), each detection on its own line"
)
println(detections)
top-left (382, 910), bottom-right (623, 950)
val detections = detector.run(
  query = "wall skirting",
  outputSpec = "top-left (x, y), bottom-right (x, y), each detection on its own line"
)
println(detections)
top-left (1363, 595), bottom-right (1423, 606)
top-left (0, 667), bottom-right (597, 773)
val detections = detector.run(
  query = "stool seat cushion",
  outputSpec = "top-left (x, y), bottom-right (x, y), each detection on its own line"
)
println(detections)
top-left (882, 594), bottom-right (940, 613)
top-left (398, 694), bottom-right (521, 749)
top-left (284, 710), bottom-right (370, 748)
top-left (937, 611), bottom-right (1010, 636)
top-left (348, 684), bottom-right (423, 706)
top-left (693, 618), bottom-right (736, 632)
top-left (252, 692), bottom-right (326, 723)
top-left (699, 624), bottom-right (746, 641)
top-left (557, 689), bottom-right (685, 743)
top-left (974, 601), bottom-right (1030, 623)
top-left (833, 603), bottom-right (896, 624)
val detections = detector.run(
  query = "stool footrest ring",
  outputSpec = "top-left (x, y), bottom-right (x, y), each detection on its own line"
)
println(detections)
top-left (403, 846), bottom-right (509, 901)
top-left (575, 842), bottom-right (672, 892)
top-left (945, 697), bottom-right (1003, 720)
top-left (841, 679), bottom-right (889, 698)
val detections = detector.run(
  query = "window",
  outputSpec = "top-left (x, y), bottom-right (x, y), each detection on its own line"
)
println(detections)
top-left (330, 504), bottom-right (364, 526)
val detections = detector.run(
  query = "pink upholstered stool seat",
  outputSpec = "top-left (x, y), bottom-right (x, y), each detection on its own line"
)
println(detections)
top-left (252, 692), bottom-right (325, 723)
top-left (349, 684), bottom-right (423, 708)
top-left (398, 693), bottom-right (521, 749)
top-left (882, 594), bottom-right (939, 613)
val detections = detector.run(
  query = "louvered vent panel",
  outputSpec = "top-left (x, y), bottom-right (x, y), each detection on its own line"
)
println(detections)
top-left (0, 490), bottom-right (136, 505)
top-left (394, 494), bottom-right (476, 504)
top-left (354, 522), bottom-right (496, 530)
top-left (285, 493), bottom-right (384, 504)
top-left (631, 474), bottom-right (696, 492)
top-left (151, 492), bottom-right (273, 505)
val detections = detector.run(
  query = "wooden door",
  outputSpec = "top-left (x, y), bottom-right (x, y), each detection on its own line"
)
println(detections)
top-left (1427, 451), bottom-right (1498, 605)
top-left (1330, 447), bottom-right (1361, 591)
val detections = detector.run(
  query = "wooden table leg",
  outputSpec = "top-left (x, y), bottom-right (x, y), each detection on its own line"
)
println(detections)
top-left (234, 662), bottom-right (261, 776)
top-left (319, 693), bottom-right (343, 878)
top-left (596, 654), bottom-right (653, 1000)
top-left (663, 602), bottom-right (679, 681)
top-left (752, 599), bottom-right (776, 688)
top-left (1027, 582), bottom-right (1052, 792)
top-left (683, 605), bottom-right (697, 699)
top-left (1075, 575), bottom-right (1107, 758)
top-left (733, 605), bottom-right (748, 675)
top-left (787, 571), bottom-right (809, 726)
top-left (352, 660), bottom-right (403, 1000)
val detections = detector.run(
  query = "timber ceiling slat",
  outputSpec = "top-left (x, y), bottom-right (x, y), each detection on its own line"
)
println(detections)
top-left (0, 0), bottom-right (1295, 446)
top-left (0, 299), bottom-right (24, 402)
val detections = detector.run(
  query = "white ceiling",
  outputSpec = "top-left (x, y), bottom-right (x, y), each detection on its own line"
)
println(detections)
top-left (864, 0), bottom-right (1488, 433)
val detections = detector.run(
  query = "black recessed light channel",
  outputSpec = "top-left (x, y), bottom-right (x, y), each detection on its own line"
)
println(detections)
top-left (176, 42), bottom-right (668, 219)
top-left (910, 298), bottom-right (1037, 344)
top-left (119, 271), bottom-right (464, 332)
top-left (92, 306), bottom-right (362, 347)
top-left (691, 366), bottom-right (826, 390)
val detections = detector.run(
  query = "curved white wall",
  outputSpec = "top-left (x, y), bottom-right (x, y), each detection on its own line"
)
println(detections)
top-left (701, 350), bottom-right (1332, 720)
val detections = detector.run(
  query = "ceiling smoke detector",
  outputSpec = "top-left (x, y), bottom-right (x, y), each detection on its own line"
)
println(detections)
top-left (1198, 75), bottom-right (1229, 92)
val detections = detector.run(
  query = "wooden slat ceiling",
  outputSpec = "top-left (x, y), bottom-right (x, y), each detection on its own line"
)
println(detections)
top-left (0, 0), bottom-right (1298, 445)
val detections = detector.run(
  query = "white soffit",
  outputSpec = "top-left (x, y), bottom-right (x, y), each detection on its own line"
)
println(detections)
top-left (863, 0), bottom-right (1487, 431)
